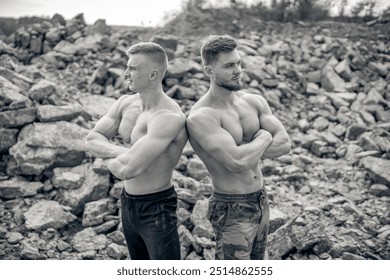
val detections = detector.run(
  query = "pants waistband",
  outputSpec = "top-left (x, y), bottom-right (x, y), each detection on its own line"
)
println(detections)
top-left (212, 188), bottom-right (265, 202)
top-left (123, 186), bottom-right (175, 201)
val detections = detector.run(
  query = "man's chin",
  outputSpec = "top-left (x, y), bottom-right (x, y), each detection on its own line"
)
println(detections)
top-left (128, 86), bottom-right (137, 94)
top-left (216, 79), bottom-right (242, 91)
top-left (221, 83), bottom-right (242, 91)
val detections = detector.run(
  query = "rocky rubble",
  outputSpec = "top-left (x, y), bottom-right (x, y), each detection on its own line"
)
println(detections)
top-left (0, 13), bottom-right (389, 260)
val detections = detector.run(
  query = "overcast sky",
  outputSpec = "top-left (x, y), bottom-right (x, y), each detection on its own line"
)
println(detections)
top-left (0, 0), bottom-right (388, 26)
top-left (0, 0), bottom-right (183, 26)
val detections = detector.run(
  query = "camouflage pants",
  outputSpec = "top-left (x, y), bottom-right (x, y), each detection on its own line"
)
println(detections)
top-left (208, 188), bottom-right (270, 260)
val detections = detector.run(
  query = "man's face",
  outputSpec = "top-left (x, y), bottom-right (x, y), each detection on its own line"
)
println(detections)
top-left (124, 53), bottom-right (152, 93)
top-left (209, 49), bottom-right (242, 91)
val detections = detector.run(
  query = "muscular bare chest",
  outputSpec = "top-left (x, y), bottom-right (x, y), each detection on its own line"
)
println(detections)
top-left (117, 105), bottom-right (147, 144)
top-left (220, 103), bottom-right (260, 144)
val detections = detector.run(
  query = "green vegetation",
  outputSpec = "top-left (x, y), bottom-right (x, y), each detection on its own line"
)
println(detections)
top-left (180, 0), bottom-right (389, 22)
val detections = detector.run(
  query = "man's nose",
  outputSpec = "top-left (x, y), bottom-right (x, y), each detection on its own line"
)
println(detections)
top-left (234, 64), bottom-right (242, 74)
top-left (124, 69), bottom-right (129, 78)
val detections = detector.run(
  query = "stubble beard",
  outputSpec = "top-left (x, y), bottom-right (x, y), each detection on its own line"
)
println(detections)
top-left (216, 80), bottom-right (242, 91)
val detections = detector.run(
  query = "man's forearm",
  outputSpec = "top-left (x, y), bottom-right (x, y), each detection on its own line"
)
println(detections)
top-left (230, 130), bottom-right (273, 172)
top-left (261, 130), bottom-right (291, 159)
top-left (86, 139), bottom-right (128, 159)
top-left (106, 152), bottom-right (142, 180)
top-left (106, 158), bottom-right (125, 179)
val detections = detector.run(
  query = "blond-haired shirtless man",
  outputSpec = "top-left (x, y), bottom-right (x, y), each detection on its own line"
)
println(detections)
top-left (86, 42), bottom-right (187, 260)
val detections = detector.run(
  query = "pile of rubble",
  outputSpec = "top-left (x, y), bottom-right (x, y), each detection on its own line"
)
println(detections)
top-left (0, 13), bottom-right (389, 260)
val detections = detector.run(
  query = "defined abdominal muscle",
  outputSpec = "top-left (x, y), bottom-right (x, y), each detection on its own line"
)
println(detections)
top-left (211, 168), bottom-right (263, 194)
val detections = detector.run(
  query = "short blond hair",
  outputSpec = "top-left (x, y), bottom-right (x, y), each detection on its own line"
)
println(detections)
top-left (126, 42), bottom-right (168, 70)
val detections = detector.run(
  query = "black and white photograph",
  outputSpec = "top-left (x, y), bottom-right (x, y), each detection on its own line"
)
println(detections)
top-left (0, 0), bottom-right (389, 278)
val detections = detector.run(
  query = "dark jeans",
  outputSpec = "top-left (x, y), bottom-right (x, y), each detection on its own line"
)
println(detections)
top-left (120, 186), bottom-right (180, 260)
top-left (208, 188), bottom-right (270, 260)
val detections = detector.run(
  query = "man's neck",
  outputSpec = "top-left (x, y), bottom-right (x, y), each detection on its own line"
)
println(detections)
top-left (208, 83), bottom-right (235, 107)
top-left (138, 85), bottom-right (165, 111)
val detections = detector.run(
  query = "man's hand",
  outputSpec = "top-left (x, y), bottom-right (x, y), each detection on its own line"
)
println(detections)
top-left (91, 158), bottom-right (114, 175)
top-left (252, 129), bottom-right (273, 143)
top-left (93, 157), bottom-right (127, 179)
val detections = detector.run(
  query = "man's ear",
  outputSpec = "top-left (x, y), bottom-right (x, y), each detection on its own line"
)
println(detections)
top-left (204, 65), bottom-right (213, 76)
top-left (150, 69), bottom-right (159, 80)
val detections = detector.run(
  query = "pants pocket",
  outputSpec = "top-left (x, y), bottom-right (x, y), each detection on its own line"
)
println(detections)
top-left (159, 194), bottom-right (178, 232)
top-left (159, 203), bottom-right (166, 231)
top-left (210, 201), bottom-right (228, 231)
top-left (207, 197), bottom-right (216, 220)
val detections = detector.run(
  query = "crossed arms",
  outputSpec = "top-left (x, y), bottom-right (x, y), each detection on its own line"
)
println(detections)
top-left (106, 113), bottom-right (184, 180)
top-left (253, 95), bottom-right (291, 159)
top-left (186, 94), bottom-right (290, 173)
top-left (87, 93), bottom-right (290, 178)
top-left (85, 96), bottom-right (185, 180)
top-left (85, 96), bottom-right (129, 159)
